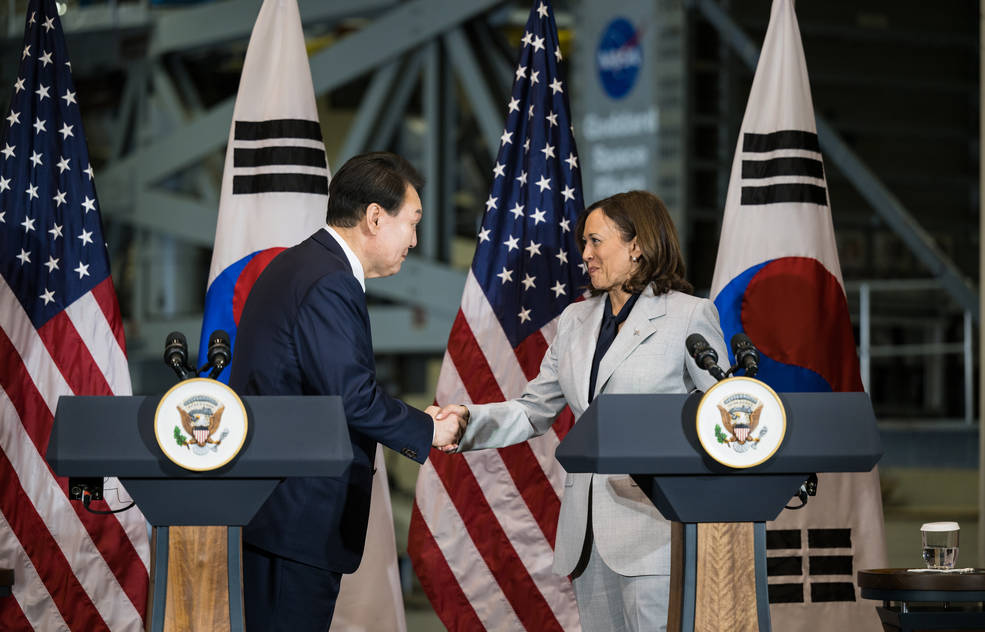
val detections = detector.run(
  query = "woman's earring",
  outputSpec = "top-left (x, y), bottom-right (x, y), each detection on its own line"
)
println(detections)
top-left (631, 256), bottom-right (640, 262)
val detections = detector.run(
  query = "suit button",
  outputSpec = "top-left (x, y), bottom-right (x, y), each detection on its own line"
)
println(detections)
top-left (401, 448), bottom-right (418, 459)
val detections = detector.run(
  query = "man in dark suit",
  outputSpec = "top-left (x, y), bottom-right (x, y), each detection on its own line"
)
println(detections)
top-left (230, 152), bottom-right (464, 631)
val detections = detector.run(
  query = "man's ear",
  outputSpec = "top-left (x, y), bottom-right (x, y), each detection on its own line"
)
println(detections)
top-left (364, 202), bottom-right (383, 235)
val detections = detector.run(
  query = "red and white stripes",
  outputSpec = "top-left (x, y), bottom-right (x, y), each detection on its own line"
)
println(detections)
top-left (410, 271), bottom-right (580, 631)
top-left (0, 275), bottom-right (149, 631)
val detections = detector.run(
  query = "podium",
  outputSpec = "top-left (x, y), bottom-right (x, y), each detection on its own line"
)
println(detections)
top-left (556, 390), bottom-right (881, 632)
top-left (47, 394), bottom-right (352, 632)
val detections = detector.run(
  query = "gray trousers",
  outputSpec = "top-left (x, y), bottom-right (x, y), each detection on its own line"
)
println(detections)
top-left (571, 529), bottom-right (670, 632)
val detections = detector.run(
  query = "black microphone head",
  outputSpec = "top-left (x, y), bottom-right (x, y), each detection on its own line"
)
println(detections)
top-left (164, 331), bottom-right (188, 366)
top-left (209, 329), bottom-right (230, 347)
top-left (207, 329), bottom-right (232, 369)
top-left (730, 332), bottom-right (759, 376)
top-left (685, 333), bottom-right (709, 358)
top-left (730, 332), bottom-right (752, 353)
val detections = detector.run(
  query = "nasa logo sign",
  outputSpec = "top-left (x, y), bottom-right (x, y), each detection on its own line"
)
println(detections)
top-left (596, 17), bottom-right (642, 100)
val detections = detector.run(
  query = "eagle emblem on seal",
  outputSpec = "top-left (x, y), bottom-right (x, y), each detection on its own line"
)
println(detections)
top-left (173, 394), bottom-right (230, 456)
top-left (715, 393), bottom-right (768, 454)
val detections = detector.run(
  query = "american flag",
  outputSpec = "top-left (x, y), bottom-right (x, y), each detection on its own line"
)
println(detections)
top-left (0, 1), bottom-right (150, 630)
top-left (409, 1), bottom-right (585, 629)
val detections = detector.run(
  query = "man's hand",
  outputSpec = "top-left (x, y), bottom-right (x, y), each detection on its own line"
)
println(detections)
top-left (428, 404), bottom-right (469, 452)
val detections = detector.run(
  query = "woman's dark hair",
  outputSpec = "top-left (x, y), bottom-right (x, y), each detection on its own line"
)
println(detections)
top-left (326, 151), bottom-right (424, 227)
top-left (575, 190), bottom-right (693, 297)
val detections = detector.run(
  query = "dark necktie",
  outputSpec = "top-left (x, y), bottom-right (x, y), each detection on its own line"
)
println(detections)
top-left (588, 292), bottom-right (641, 403)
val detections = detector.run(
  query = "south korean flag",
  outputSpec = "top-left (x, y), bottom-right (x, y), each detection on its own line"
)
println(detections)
top-left (201, 0), bottom-right (329, 365)
top-left (710, 2), bottom-right (887, 631)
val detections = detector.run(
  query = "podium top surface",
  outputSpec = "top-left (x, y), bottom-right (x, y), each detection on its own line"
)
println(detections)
top-left (557, 391), bottom-right (881, 475)
top-left (48, 394), bottom-right (352, 479)
top-left (858, 568), bottom-right (985, 592)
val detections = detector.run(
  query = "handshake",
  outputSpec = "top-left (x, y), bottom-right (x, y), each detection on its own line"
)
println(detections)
top-left (427, 404), bottom-right (470, 453)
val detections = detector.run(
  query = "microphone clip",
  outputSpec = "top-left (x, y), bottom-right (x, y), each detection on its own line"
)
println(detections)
top-left (785, 473), bottom-right (819, 510)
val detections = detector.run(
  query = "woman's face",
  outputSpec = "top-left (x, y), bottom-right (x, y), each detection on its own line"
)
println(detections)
top-left (581, 207), bottom-right (640, 293)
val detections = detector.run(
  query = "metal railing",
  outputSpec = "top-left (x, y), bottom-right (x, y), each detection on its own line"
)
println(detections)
top-left (850, 279), bottom-right (974, 424)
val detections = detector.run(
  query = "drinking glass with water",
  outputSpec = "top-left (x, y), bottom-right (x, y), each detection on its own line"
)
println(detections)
top-left (921, 521), bottom-right (959, 570)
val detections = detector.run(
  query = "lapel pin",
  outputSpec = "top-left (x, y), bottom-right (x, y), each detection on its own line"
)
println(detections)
top-left (633, 329), bottom-right (640, 336)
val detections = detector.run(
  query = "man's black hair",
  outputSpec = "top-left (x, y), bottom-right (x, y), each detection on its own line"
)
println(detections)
top-left (326, 152), bottom-right (424, 227)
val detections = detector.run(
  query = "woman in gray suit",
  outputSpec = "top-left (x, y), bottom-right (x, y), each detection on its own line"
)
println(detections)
top-left (432, 190), bottom-right (729, 631)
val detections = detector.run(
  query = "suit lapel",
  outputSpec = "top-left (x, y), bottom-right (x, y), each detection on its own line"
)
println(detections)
top-left (593, 289), bottom-right (667, 399)
top-left (570, 297), bottom-right (606, 411)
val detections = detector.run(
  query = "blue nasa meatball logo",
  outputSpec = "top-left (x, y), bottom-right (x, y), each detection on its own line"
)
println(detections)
top-left (597, 17), bottom-right (642, 100)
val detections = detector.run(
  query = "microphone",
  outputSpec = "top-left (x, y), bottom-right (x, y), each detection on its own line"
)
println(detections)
top-left (163, 331), bottom-right (192, 381)
top-left (685, 333), bottom-right (725, 381)
top-left (730, 332), bottom-right (760, 378)
top-left (205, 330), bottom-right (232, 379)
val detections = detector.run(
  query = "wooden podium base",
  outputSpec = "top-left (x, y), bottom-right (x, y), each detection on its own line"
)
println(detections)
top-left (147, 526), bottom-right (243, 632)
top-left (669, 522), bottom-right (771, 632)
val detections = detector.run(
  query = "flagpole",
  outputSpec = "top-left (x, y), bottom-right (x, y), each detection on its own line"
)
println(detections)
top-left (977, 0), bottom-right (984, 569)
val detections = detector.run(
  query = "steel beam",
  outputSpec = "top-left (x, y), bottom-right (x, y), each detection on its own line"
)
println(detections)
top-left (444, 27), bottom-right (504, 160)
top-left (130, 190), bottom-right (218, 247)
top-left (335, 59), bottom-right (402, 168)
top-left (147, 0), bottom-right (397, 56)
top-left (370, 52), bottom-right (425, 150)
top-left (366, 256), bottom-right (465, 317)
top-left (98, 0), bottom-right (504, 222)
top-left (422, 40), bottom-right (442, 260)
top-left (368, 306), bottom-right (455, 353)
top-left (689, 0), bottom-right (979, 321)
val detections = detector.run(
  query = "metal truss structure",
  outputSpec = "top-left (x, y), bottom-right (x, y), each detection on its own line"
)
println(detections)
top-left (0, 0), bottom-right (977, 398)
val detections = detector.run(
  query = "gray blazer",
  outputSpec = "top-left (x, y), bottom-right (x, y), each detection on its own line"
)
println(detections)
top-left (458, 287), bottom-right (728, 577)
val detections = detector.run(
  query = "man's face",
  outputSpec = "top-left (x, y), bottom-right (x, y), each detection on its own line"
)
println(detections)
top-left (370, 183), bottom-right (421, 278)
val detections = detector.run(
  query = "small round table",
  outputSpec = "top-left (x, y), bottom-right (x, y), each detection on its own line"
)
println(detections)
top-left (0, 568), bottom-right (12, 598)
top-left (858, 568), bottom-right (985, 632)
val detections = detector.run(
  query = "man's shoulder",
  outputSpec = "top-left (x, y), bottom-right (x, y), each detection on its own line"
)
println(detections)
top-left (261, 234), bottom-right (351, 286)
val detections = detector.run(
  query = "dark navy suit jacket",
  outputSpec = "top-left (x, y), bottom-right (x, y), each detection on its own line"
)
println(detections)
top-left (229, 229), bottom-right (433, 573)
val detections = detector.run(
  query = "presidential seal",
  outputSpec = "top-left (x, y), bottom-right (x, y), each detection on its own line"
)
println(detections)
top-left (696, 376), bottom-right (785, 469)
top-left (154, 378), bottom-right (247, 471)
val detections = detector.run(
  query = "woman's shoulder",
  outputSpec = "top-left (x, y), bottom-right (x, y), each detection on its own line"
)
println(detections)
top-left (648, 288), bottom-right (710, 308)
top-left (666, 289), bottom-right (711, 305)
top-left (554, 294), bottom-right (602, 330)
top-left (561, 294), bottom-right (603, 317)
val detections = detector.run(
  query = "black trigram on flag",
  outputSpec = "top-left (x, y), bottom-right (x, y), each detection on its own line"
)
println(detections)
top-left (767, 528), bottom-right (857, 604)
top-left (232, 118), bottom-right (328, 195)
top-left (740, 130), bottom-right (827, 206)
